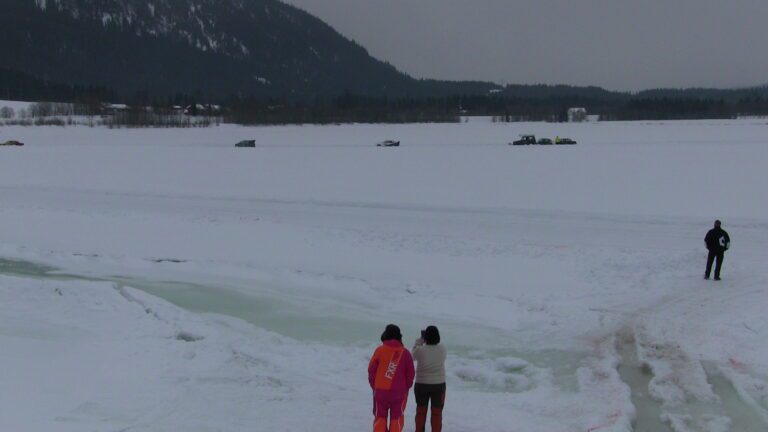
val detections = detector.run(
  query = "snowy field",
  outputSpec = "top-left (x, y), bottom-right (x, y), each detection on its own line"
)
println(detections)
top-left (1, 120), bottom-right (768, 431)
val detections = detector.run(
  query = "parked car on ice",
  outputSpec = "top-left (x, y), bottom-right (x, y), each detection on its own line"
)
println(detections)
top-left (0, 140), bottom-right (24, 146)
top-left (235, 140), bottom-right (256, 148)
top-left (511, 135), bottom-right (576, 145)
top-left (377, 140), bottom-right (400, 147)
top-left (510, 135), bottom-right (537, 145)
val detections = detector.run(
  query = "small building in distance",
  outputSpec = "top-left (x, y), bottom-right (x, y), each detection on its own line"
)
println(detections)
top-left (104, 103), bottom-right (129, 115)
top-left (567, 107), bottom-right (587, 122)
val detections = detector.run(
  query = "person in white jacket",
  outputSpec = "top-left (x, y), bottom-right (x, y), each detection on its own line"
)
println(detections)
top-left (412, 326), bottom-right (446, 432)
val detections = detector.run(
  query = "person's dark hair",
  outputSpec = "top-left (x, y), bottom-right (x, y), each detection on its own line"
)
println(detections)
top-left (715, 219), bottom-right (722, 227)
top-left (381, 324), bottom-right (402, 342)
top-left (423, 325), bottom-right (440, 345)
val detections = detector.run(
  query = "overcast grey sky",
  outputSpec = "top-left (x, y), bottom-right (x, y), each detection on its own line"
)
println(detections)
top-left (283, 0), bottom-right (768, 90)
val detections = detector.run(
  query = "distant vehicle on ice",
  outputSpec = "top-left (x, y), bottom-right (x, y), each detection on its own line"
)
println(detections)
top-left (0, 140), bottom-right (24, 146)
top-left (510, 135), bottom-right (577, 145)
top-left (377, 140), bottom-right (400, 147)
top-left (235, 140), bottom-right (256, 148)
top-left (510, 135), bottom-right (537, 145)
top-left (555, 137), bottom-right (577, 145)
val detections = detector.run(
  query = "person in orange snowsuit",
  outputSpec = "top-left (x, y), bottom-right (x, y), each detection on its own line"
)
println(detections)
top-left (368, 324), bottom-right (415, 432)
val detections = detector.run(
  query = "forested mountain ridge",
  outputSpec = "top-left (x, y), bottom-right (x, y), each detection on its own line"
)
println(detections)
top-left (0, 0), bottom-right (497, 99)
top-left (2, 0), bottom-right (768, 117)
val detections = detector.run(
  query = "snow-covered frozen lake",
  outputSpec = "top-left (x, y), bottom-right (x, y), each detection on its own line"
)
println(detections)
top-left (1, 120), bottom-right (768, 431)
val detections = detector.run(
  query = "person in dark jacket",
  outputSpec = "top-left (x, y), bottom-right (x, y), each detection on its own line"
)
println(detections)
top-left (704, 220), bottom-right (730, 280)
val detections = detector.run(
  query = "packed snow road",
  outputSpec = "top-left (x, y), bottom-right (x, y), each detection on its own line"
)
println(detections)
top-left (1, 120), bottom-right (768, 431)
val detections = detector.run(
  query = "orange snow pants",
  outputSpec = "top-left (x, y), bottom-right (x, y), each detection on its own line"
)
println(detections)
top-left (373, 391), bottom-right (408, 432)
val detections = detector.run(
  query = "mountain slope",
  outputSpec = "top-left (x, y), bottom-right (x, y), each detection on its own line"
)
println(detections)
top-left (0, 0), bottom-right (496, 99)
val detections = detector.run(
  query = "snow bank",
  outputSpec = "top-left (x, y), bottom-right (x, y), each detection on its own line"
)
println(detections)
top-left (0, 274), bottom-right (638, 432)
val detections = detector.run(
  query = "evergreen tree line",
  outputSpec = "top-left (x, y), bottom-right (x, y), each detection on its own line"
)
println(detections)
top-left (0, 67), bottom-right (114, 107)
top-left (221, 94), bottom-right (768, 124)
top-left (5, 66), bottom-right (768, 124)
top-left (224, 94), bottom-right (460, 124)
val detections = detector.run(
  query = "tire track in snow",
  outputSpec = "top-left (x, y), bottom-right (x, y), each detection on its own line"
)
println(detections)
top-left (589, 245), bottom-right (768, 431)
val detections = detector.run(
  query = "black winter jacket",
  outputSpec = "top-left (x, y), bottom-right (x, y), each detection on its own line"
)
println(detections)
top-left (705, 228), bottom-right (730, 253)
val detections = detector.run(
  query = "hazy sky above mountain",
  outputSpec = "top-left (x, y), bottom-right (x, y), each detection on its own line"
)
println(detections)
top-left (283, 0), bottom-right (768, 90)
